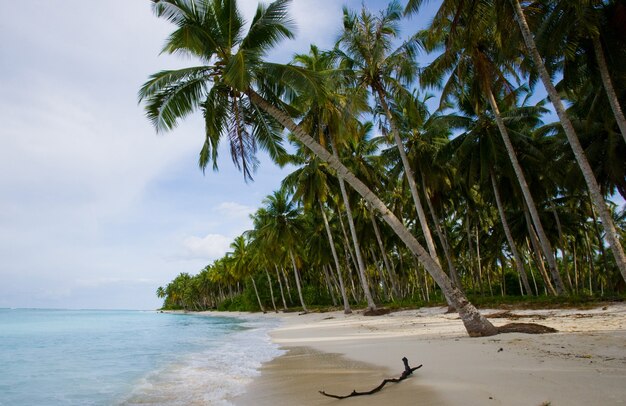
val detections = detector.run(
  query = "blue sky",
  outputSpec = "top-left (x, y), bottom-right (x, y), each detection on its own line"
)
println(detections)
top-left (0, 0), bottom-right (440, 309)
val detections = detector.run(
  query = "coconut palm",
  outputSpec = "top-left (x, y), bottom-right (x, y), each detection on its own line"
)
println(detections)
top-left (506, 0), bottom-right (626, 281)
top-left (228, 235), bottom-right (265, 312)
top-left (406, 0), bottom-right (626, 290)
top-left (535, 0), bottom-right (626, 143)
top-left (444, 90), bottom-right (549, 295)
top-left (141, 0), bottom-right (497, 336)
top-left (383, 90), bottom-right (462, 288)
top-left (414, 0), bottom-right (566, 294)
top-left (248, 212), bottom-right (290, 310)
top-left (288, 44), bottom-right (377, 311)
top-left (246, 233), bottom-right (279, 312)
top-left (256, 190), bottom-right (308, 312)
top-left (337, 2), bottom-right (443, 271)
top-left (282, 153), bottom-right (352, 313)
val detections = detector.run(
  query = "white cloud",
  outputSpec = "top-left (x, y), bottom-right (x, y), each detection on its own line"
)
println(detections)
top-left (216, 202), bottom-right (256, 219)
top-left (74, 277), bottom-right (156, 289)
top-left (180, 234), bottom-right (233, 261)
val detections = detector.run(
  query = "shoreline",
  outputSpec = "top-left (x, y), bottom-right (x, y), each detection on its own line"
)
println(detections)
top-left (219, 303), bottom-right (626, 405)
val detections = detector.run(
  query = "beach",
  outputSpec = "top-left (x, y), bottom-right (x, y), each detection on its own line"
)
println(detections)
top-left (230, 303), bottom-right (626, 405)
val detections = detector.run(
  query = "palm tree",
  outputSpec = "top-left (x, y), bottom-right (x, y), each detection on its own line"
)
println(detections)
top-left (246, 234), bottom-right (279, 312)
top-left (257, 190), bottom-right (308, 312)
top-left (281, 45), bottom-right (356, 313)
top-left (141, 0), bottom-right (497, 336)
top-left (288, 44), bottom-right (377, 311)
top-left (406, 0), bottom-right (626, 290)
top-left (248, 211), bottom-right (290, 310)
top-left (414, 0), bottom-right (566, 294)
top-left (282, 153), bottom-right (352, 313)
top-left (384, 90), bottom-right (462, 288)
top-left (444, 92), bottom-right (546, 295)
top-left (228, 235), bottom-right (265, 312)
top-left (330, 126), bottom-right (378, 311)
top-left (337, 2), bottom-right (442, 272)
top-left (506, 0), bottom-right (626, 281)
top-left (535, 0), bottom-right (626, 143)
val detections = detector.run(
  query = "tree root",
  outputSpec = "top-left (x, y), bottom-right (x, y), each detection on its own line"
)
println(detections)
top-left (319, 357), bottom-right (422, 399)
top-left (497, 322), bottom-right (557, 334)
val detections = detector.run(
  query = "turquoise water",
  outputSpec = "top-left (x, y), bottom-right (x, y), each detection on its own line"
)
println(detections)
top-left (0, 309), bottom-right (282, 405)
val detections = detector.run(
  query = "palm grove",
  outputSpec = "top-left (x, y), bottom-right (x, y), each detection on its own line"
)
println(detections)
top-left (143, 0), bottom-right (626, 337)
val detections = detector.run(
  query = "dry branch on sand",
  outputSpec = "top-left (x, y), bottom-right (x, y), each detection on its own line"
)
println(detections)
top-left (319, 357), bottom-right (422, 399)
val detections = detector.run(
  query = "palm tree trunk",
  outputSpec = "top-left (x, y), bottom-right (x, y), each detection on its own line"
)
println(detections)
top-left (592, 35), bottom-right (626, 144)
top-left (573, 242), bottom-right (579, 293)
top-left (549, 202), bottom-right (575, 292)
top-left (584, 231), bottom-right (595, 294)
top-left (248, 90), bottom-right (497, 336)
top-left (491, 171), bottom-right (533, 295)
top-left (590, 200), bottom-right (610, 277)
top-left (336, 204), bottom-right (363, 297)
top-left (465, 213), bottom-right (477, 292)
top-left (289, 250), bottom-right (308, 313)
top-left (369, 208), bottom-right (401, 298)
top-left (524, 208), bottom-right (557, 296)
top-left (265, 269), bottom-right (278, 313)
top-left (485, 86), bottom-right (566, 295)
top-left (250, 276), bottom-right (265, 313)
top-left (421, 176), bottom-right (461, 287)
top-left (274, 265), bottom-right (288, 310)
top-left (476, 225), bottom-right (484, 296)
top-left (322, 265), bottom-right (338, 306)
top-left (280, 266), bottom-right (293, 302)
top-left (370, 247), bottom-right (390, 301)
top-left (510, 0), bottom-right (626, 283)
top-left (329, 137), bottom-right (377, 311)
top-left (334, 212), bottom-right (359, 303)
top-left (319, 200), bottom-right (352, 314)
top-left (376, 86), bottom-right (441, 269)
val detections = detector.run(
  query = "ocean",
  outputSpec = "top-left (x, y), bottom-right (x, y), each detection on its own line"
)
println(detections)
top-left (0, 309), bottom-right (283, 405)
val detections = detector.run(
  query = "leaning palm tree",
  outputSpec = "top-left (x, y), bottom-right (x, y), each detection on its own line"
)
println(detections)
top-left (504, 0), bottom-right (626, 281)
top-left (406, 0), bottom-right (626, 291)
top-left (416, 1), bottom-right (566, 294)
top-left (140, 0), bottom-right (497, 336)
top-left (284, 45), bottom-right (369, 312)
top-left (337, 2), bottom-right (443, 271)
top-left (534, 0), bottom-right (626, 144)
top-left (445, 90), bottom-right (547, 295)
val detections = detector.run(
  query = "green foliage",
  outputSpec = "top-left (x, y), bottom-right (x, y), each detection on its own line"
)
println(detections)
top-left (301, 285), bottom-right (332, 306)
top-left (502, 271), bottom-right (524, 296)
top-left (217, 294), bottom-right (248, 311)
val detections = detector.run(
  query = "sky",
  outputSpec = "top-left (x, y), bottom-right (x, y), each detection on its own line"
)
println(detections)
top-left (0, 0), bottom-right (440, 310)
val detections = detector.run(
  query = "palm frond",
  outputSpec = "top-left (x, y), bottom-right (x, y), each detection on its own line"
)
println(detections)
top-left (200, 83), bottom-right (230, 171)
top-left (140, 68), bottom-right (210, 132)
top-left (241, 0), bottom-right (295, 55)
top-left (228, 94), bottom-right (258, 181)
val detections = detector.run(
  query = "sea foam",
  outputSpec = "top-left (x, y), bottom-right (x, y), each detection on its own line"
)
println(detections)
top-left (119, 316), bottom-right (285, 405)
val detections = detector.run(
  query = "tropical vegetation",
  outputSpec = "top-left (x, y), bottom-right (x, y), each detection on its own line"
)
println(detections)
top-left (143, 0), bottom-right (626, 337)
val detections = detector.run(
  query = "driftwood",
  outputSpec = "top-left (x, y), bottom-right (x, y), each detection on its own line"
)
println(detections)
top-left (319, 357), bottom-right (422, 399)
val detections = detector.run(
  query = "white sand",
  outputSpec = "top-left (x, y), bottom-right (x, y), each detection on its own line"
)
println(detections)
top-left (225, 303), bottom-right (626, 405)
